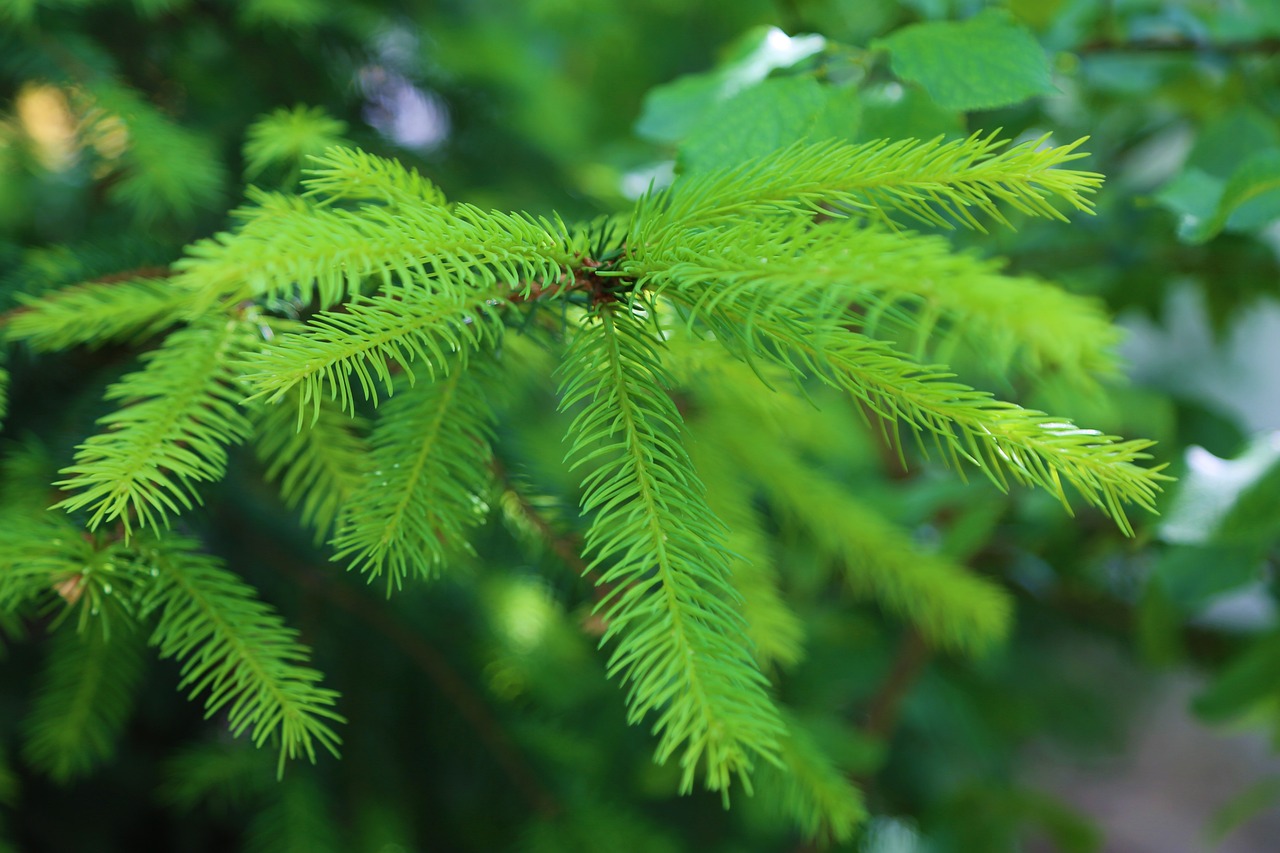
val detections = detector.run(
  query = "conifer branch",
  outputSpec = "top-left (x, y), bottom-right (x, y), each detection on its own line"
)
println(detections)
top-left (301, 146), bottom-right (447, 208)
top-left (277, 556), bottom-right (562, 818)
top-left (493, 457), bottom-right (591, 580)
top-left (135, 535), bottom-right (343, 773)
top-left (160, 740), bottom-right (275, 813)
top-left (557, 302), bottom-right (784, 798)
top-left (244, 106), bottom-right (349, 181)
top-left (758, 713), bottom-right (868, 844)
top-left (176, 184), bottom-right (576, 309)
top-left (633, 134), bottom-right (1103, 244)
top-left (244, 775), bottom-right (339, 853)
top-left (4, 277), bottom-right (193, 352)
top-left (663, 282), bottom-right (1166, 534)
top-left (330, 363), bottom-right (497, 591)
top-left (716, 414), bottom-right (1012, 654)
top-left (250, 391), bottom-right (369, 543)
top-left (0, 443), bottom-right (146, 633)
top-left (687, 431), bottom-right (806, 670)
top-left (634, 218), bottom-right (1120, 380)
top-left (240, 286), bottom-right (507, 419)
top-left (21, 622), bottom-right (146, 783)
top-left (54, 318), bottom-right (258, 535)
top-left (78, 79), bottom-right (226, 222)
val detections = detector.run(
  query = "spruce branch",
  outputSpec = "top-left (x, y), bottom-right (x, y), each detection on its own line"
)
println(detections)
top-left (53, 318), bottom-right (257, 535)
top-left (633, 218), bottom-right (1121, 381)
top-left (715, 413), bottom-right (1012, 654)
top-left (244, 106), bottom-right (349, 181)
top-left (244, 775), bottom-right (340, 853)
top-left (663, 280), bottom-right (1166, 534)
top-left (557, 302), bottom-right (784, 798)
top-left (757, 713), bottom-right (868, 845)
top-left (4, 277), bottom-right (193, 352)
top-left (300, 146), bottom-right (447, 208)
top-left (330, 363), bottom-right (497, 591)
top-left (240, 286), bottom-right (507, 419)
top-left (632, 133), bottom-right (1104, 244)
top-left (278, 556), bottom-right (561, 818)
top-left (21, 622), bottom-right (146, 783)
top-left (78, 79), bottom-right (225, 222)
top-left (176, 182), bottom-right (576, 309)
top-left (135, 535), bottom-right (343, 773)
top-left (250, 390), bottom-right (369, 543)
top-left (687, 430), bottom-right (806, 670)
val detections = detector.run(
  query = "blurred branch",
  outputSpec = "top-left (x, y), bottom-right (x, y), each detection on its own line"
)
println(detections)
top-left (491, 457), bottom-right (590, 578)
top-left (0, 266), bottom-right (175, 325)
top-left (860, 628), bottom-right (933, 741)
top-left (281, 560), bottom-right (563, 819)
top-left (1077, 37), bottom-right (1280, 56)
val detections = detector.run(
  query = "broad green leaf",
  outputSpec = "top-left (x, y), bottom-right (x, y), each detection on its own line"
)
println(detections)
top-left (856, 83), bottom-right (963, 143)
top-left (1186, 108), bottom-right (1280, 181)
top-left (1150, 542), bottom-right (1261, 612)
top-left (1207, 0), bottom-right (1280, 39)
top-left (678, 77), bottom-right (861, 173)
top-left (1179, 150), bottom-right (1280, 243)
top-left (635, 27), bottom-right (826, 144)
top-left (875, 10), bottom-right (1054, 111)
top-left (1194, 632), bottom-right (1280, 723)
top-left (1154, 167), bottom-right (1223, 236)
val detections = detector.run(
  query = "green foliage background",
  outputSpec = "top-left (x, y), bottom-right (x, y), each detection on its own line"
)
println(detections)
top-left (1, 0), bottom-right (1280, 850)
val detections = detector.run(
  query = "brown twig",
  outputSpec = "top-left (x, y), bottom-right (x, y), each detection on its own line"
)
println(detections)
top-left (491, 457), bottom-right (590, 579)
top-left (860, 628), bottom-right (933, 742)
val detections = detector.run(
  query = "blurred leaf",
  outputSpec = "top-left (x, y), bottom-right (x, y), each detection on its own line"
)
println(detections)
top-left (1179, 150), bottom-right (1280, 243)
top-left (857, 83), bottom-right (964, 142)
top-left (1160, 435), bottom-right (1280, 546)
top-left (1194, 633), bottom-right (1280, 723)
top-left (1155, 166), bottom-right (1224, 231)
top-left (1185, 109), bottom-right (1280, 181)
top-left (1007, 0), bottom-right (1068, 31)
top-left (874, 10), bottom-right (1054, 111)
top-left (678, 77), bottom-right (860, 173)
top-left (635, 27), bottom-right (826, 144)
top-left (1150, 542), bottom-right (1260, 612)
top-left (1206, 0), bottom-right (1280, 38)
top-left (1208, 776), bottom-right (1280, 844)
top-left (1136, 579), bottom-right (1185, 666)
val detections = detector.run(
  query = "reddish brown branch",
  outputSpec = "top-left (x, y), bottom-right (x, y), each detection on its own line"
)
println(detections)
top-left (860, 629), bottom-right (933, 741)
